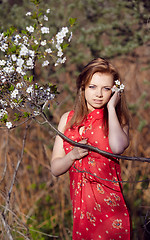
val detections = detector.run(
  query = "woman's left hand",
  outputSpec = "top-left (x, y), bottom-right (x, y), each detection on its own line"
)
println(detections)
top-left (107, 87), bottom-right (121, 109)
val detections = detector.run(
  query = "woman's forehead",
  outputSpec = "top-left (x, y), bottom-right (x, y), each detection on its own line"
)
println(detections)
top-left (90, 72), bottom-right (113, 85)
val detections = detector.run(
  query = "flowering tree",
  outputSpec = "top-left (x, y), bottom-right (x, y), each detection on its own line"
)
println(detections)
top-left (0, 0), bottom-right (76, 239)
top-left (0, 1), bottom-right (74, 131)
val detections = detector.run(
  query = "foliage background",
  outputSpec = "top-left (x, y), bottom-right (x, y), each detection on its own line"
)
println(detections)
top-left (0, 0), bottom-right (150, 239)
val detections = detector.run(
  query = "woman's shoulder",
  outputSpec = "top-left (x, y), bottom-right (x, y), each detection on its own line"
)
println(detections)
top-left (58, 111), bottom-right (73, 132)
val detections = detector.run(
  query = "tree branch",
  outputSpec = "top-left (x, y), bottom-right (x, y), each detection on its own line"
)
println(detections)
top-left (41, 111), bottom-right (150, 163)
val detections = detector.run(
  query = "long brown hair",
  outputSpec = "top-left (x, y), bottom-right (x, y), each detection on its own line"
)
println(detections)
top-left (68, 58), bottom-right (129, 135)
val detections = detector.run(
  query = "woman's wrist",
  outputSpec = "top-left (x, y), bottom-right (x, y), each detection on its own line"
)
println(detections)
top-left (68, 151), bottom-right (76, 163)
top-left (107, 104), bottom-right (116, 112)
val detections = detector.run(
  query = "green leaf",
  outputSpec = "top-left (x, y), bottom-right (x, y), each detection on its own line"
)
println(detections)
top-left (29, 75), bottom-right (33, 82)
top-left (34, 84), bottom-right (38, 89)
top-left (32, 12), bottom-right (38, 20)
top-left (21, 30), bottom-right (27, 35)
top-left (14, 113), bottom-right (20, 121)
top-left (9, 45), bottom-right (17, 53)
top-left (30, 0), bottom-right (40, 5)
top-left (23, 75), bottom-right (28, 81)
top-left (0, 114), bottom-right (8, 123)
top-left (23, 112), bottom-right (30, 118)
top-left (69, 17), bottom-right (77, 26)
top-left (9, 85), bottom-right (14, 91)
top-left (32, 44), bottom-right (39, 51)
top-left (61, 43), bottom-right (69, 50)
top-left (38, 12), bottom-right (43, 18)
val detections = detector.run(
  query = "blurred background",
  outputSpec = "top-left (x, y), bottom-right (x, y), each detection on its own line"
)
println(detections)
top-left (0, 0), bottom-right (150, 239)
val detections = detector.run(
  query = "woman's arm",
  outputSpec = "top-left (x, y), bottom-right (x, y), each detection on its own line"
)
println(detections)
top-left (51, 112), bottom-right (88, 177)
top-left (107, 91), bottom-right (129, 154)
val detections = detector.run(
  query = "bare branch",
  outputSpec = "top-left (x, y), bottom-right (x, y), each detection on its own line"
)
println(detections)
top-left (1, 213), bottom-right (13, 240)
top-left (41, 111), bottom-right (150, 163)
top-left (3, 121), bottom-right (30, 215)
top-left (0, 130), bottom-right (8, 184)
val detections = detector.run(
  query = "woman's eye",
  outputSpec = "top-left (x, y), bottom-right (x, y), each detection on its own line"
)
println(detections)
top-left (104, 87), bottom-right (111, 91)
top-left (89, 85), bottom-right (95, 89)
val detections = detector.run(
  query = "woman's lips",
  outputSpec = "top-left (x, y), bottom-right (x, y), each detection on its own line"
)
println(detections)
top-left (93, 99), bottom-right (103, 104)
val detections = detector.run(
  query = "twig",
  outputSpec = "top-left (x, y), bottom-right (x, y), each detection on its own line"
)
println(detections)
top-left (2, 121), bottom-right (30, 216)
top-left (41, 111), bottom-right (150, 163)
top-left (28, 228), bottom-right (59, 238)
top-left (0, 130), bottom-right (9, 184)
top-left (1, 213), bottom-right (13, 240)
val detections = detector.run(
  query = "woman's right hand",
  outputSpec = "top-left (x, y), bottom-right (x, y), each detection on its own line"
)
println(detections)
top-left (69, 139), bottom-right (89, 161)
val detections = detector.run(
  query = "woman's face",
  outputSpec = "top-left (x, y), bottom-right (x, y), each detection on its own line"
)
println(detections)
top-left (84, 72), bottom-right (113, 112)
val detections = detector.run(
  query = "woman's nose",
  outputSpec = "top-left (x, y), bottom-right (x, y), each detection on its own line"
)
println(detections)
top-left (96, 89), bottom-right (103, 97)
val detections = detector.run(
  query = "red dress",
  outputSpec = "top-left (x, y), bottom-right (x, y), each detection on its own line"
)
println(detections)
top-left (63, 108), bottom-right (131, 240)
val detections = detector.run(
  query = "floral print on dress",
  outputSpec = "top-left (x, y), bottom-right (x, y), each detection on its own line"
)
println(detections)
top-left (104, 197), bottom-right (117, 207)
top-left (88, 157), bottom-right (96, 166)
top-left (112, 219), bottom-right (123, 229)
top-left (86, 212), bottom-right (96, 225)
top-left (112, 176), bottom-right (120, 186)
top-left (77, 180), bottom-right (82, 191)
top-left (72, 180), bottom-right (75, 189)
top-left (95, 202), bottom-right (101, 212)
top-left (110, 193), bottom-right (121, 201)
top-left (97, 183), bottom-right (105, 194)
top-left (80, 211), bottom-right (85, 219)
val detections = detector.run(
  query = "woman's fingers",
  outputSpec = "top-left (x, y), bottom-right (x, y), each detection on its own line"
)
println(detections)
top-left (70, 138), bottom-right (88, 160)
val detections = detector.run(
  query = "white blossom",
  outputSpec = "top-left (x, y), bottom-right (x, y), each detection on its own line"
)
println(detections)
top-left (41, 40), bottom-right (46, 46)
top-left (0, 60), bottom-right (6, 66)
top-left (12, 54), bottom-right (17, 61)
top-left (120, 84), bottom-right (125, 91)
top-left (0, 33), bottom-right (4, 41)
top-left (23, 36), bottom-right (29, 45)
top-left (16, 82), bottom-right (23, 89)
top-left (0, 43), bottom-right (8, 52)
top-left (45, 48), bottom-right (52, 54)
top-left (43, 15), bottom-right (48, 21)
top-left (19, 45), bottom-right (29, 56)
top-left (14, 34), bottom-right (21, 45)
top-left (115, 80), bottom-right (120, 86)
top-left (33, 111), bottom-right (40, 116)
top-left (28, 50), bottom-right (35, 58)
top-left (0, 99), bottom-right (7, 107)
top-left (26, 57), bottom-right (34, 69)
top-left (26, 85), bottom-right (33, 94)
top-left (68, 32), bottom-right (73, 42)
top-left (0, 109), bottom-right (7, 119)
top-left (26, 26), bottom-right (34, 33)
top-left (3, 66), bottom-right (14, 75)
top-left (16, 66), bottom-right (22, 74)
top-left (26, 12), bottom-right (31, 16)
top-left (6, 121), bottom-right (12, 129)
top-left (57, 50), bottom-right (63, 57)
top-left (11, 89), bottom-right (19, 99)
top-left (17, 58), bottom-right (24, 67)
top-left (55, 57), bottom-right (66, 66)
top-left (1, 75), bottom-right (6, 83)
top-left (41, 27), bottom-right (49, 34)
top-left (42, 60), bottom-right (49, 67)
top-left (34, 40), bottom-right (38, 45)
top-left (46, 9), bottom-right (50, 13)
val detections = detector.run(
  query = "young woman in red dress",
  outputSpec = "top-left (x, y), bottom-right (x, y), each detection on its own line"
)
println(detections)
top-left (51, 58), bottom-right (131, 240)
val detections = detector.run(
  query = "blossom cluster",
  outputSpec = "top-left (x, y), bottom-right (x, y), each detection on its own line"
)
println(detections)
top-left (111, 80), bottom-right (125, 93)
top-left (0, 7), bottom-right (74, 129)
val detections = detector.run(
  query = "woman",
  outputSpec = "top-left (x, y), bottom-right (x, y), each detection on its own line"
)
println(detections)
top-left (51, 58), bottom-right (131, 239)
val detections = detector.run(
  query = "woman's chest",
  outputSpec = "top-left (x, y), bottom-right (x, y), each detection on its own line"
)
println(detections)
top-left (64, 120), bottom-right (110, 153)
